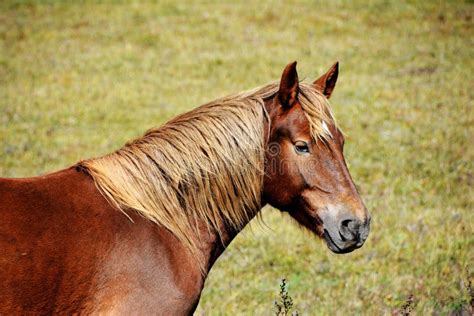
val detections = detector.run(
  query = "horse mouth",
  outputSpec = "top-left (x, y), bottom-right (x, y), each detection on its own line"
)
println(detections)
top-left (323, 229), bottom-right (360, 254)
top-left (291, 199), bottom-right (366, 254)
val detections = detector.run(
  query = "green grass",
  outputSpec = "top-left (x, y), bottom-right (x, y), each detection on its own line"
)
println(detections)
top-left (1, 1), bottom-right (473, 314)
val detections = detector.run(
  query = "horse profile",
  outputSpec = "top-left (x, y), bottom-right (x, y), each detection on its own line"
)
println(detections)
top-left (0, 62), bottom-right (370, 314)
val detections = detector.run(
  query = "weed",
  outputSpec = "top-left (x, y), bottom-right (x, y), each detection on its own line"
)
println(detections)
top-left (465, 267), bottom-right (473, 315)
top-left (394, 294), bottom-right (414, 316)
top-left (275, 279), bottom-right (298, 316)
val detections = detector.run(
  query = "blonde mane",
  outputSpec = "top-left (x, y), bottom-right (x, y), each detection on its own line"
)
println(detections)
top-left (80, 82), bottom-right (334, 269)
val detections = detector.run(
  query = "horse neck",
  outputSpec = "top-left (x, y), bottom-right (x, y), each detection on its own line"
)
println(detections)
top-left (195, 210), bottom-right (260, 275)
top-left (198, 105), bottom-right (273, 273)
top-left (82, 96), bottom-right (273, 275)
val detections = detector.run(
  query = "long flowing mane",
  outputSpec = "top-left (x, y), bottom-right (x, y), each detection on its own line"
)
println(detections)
top-left (79, 82), bottom-right (334, 268)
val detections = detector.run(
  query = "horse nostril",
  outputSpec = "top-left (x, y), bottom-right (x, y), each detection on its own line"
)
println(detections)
top-left (341, 219), bottom-right (352, 228)
top-left (338, 218), bottom-right (361, 241)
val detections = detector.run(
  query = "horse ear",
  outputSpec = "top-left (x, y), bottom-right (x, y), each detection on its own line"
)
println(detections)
top-left (278, 61), bottom-right (299, 108)
top-left (313, 62), bottom-right (339, 98)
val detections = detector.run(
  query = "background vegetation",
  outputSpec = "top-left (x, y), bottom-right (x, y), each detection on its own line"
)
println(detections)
top-left (1, 1), bottom-right (472, 314)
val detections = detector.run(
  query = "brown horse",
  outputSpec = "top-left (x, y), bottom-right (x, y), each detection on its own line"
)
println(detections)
top-left (0, 62), bottom-right (370, 314)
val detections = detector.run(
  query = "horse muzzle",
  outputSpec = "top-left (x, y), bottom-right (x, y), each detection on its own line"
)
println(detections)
top-left (320, 208), bottom-right (370, 254)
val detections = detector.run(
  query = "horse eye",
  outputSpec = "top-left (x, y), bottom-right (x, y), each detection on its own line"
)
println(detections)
top-left (294, 141), bottom-right (309, 154)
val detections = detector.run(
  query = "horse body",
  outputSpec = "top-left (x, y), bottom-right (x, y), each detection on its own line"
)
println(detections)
top-left (0, 62), bottom-right (371, 314)
top-left (0, 167), bottom-right (215, 314)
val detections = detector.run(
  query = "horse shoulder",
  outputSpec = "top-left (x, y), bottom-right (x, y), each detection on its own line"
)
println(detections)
top-left (0, 167), bottom-right (205, 314)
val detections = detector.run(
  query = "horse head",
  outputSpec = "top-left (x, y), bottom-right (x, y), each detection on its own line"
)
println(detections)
top-left (263, 62), bottom-right (370, 253)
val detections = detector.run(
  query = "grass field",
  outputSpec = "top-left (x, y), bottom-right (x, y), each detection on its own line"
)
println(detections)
top-left (1, 1), bottom-right (473, 314)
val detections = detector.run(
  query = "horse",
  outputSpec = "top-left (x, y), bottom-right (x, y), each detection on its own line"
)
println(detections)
top-left (0, 61), bottom-right (370, 314)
